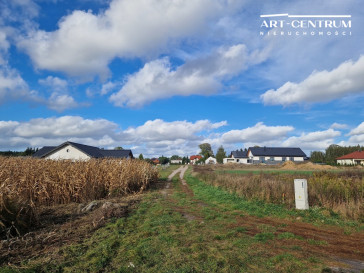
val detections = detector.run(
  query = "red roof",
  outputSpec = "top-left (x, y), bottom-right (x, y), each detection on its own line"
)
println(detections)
top-left (190, 155), bottom-right (202, 160)
top-left (336, 151), bottom-right (364, 160)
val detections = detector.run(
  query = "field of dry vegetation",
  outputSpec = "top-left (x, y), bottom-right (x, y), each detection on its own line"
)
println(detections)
top-left (194, 165), bottom-right (364, 221)
top-left (0, 157), bottom-right (159, 238)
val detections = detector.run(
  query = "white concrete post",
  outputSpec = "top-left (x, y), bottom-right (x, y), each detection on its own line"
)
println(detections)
top-left (294, 179), bottom-right (309, 210)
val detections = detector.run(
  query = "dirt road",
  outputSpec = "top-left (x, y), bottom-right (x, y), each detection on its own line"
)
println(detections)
top-left (168, 165), bottom-right (188, 182)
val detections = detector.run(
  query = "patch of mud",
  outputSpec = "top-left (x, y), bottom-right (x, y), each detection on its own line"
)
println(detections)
top-left (227, 214), bottom-right (364, 271)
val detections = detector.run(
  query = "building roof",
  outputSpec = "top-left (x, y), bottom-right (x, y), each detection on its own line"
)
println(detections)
top-left (231, 150), bottom-right (248, 158)
top-left (33, 146), bottom-right (56, 158)
top-left (67, 141), bottom-right (104, 158)
top-left (336, 151), bottom-right (364, 160)
top-left (33, 141), bottom-right (133, 159)
top-left (248, 147), bottom-right (306, 157)
top-left (190, 155), bottom-right (202, 160)
top-left (99, 149), bottom-right (133, 159)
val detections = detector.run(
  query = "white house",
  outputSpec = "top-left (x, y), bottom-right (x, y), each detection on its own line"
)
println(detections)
top-left (170, 159), bottom-right (183, 164)
top-left (247, 147), bottom-right (306, 164)
top-left (223, 150), bottom-right (249, 164)
top-left (190, 155), bottom-right (202, 165)
top-left (33, 141), bottom-right (133, 161)
top-left (336, 151), bottom-right (364, 165)
top-left (205, 156), bottom-right (217, 164)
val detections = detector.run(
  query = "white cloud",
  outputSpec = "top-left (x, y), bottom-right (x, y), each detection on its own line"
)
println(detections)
top-left (281, 129), bottom-right (341, 151)
top-left (330, 122), bottom-right (349, 130)
top-left (17, 0), bottom-right (241, 78)
top-left (0, 30), bottom-right (10, 62)
top-left (0, 121), bottom-right (19, 136)
top-left (0, 0), bottom-right (39, 24)
top-left (123, 119), bottom-right (227, 142)
top-left (341, 122), bottom-right (364, 146)
top-left (348, 122), bottom-right (364, 136)
top-left (13, 116), bottom-right (118, 138)
top-left (0, 66), bottom-right (82, 111)
top-left (100, 81), bottom-right (117, 95)
top-left (110, 44), bottom-right (254, 107)
top-left (261, 55), bottom-right (364, 106)
top-left (39, 76), bottom-right (68, 91)
top-left (46, 93), bottom-right (79, 112)
top-left (0, 66), bottom-right (32, 103)
top-left (221, 122), bottom-right (294, 144)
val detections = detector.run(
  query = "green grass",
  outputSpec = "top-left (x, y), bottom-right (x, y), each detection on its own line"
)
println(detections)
top-left (1, 167), bottom-right (361, 272)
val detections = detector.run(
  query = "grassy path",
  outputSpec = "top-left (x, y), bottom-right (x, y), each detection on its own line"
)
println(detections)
top-left (2, 165), bottom-right (363, 272)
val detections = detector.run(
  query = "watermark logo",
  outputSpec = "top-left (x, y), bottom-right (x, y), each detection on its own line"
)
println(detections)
top-left (260, 13), bottom-right (352, 37)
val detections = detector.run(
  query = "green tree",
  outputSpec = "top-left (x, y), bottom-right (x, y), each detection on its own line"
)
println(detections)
top-left (199, 143), bottom-right (214, 159)
top-left (310, 151), bottom-right (325, 163)
top-left (159, 156), bottom-right (169, 165)
top-left (170, 155), bottom-right (181, 160)
top-left (310, 144), bottom-right (364, 165)
top-left (23, 147), bottom-right (37, 156)
top-left (182, 156), bottom-right (190, 165)
top-left (216, 146), bottom-right (226, 164)
top-left (138, 153), bottom-right (144, 160)
top-left (114, 146), bottom-right (124, 150)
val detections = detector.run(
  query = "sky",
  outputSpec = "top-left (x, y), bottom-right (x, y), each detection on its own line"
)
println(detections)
top-left (0, 0), bottom-right (364, 158)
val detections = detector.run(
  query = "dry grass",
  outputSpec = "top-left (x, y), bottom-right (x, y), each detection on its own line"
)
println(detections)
top-left (194, 167), bottom-right (364, 221)
top-left (0, 157), bottom-right (159, 237)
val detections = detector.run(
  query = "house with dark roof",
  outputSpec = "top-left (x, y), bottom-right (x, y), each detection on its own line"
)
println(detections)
top-left (247, 147), bottom-right (306, 164)
top-left (336, 151), bottom-right (364, 166)
top-left (223, 150), bottom-right (249, 164)
top-left (33, 141), bottom-right (133, 160)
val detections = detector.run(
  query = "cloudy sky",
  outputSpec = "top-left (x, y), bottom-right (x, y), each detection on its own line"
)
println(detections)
top-left (0, 0), bottom-right (363, 157)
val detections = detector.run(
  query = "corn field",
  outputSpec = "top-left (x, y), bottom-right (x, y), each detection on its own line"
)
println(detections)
top-left (196, 169), bottom-right (364, 221)
top-left (0, 157), bottom-right (159, 238)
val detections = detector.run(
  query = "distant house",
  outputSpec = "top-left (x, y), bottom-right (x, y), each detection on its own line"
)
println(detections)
top-left (190, 155), bottom-right (202, 165)
top-left (223, 150), bottom-right (249, 164)
top-left (205, 156), bottom-right (217, 165)
top-left (247, 147), bottom-right (306, 164)
top-left (170, 159), bottom-right (183, 164)
top-left (151, 158), bottom-right (160, 165)
top-left (33, 141), bottom-right (133, 161)
top-left (336, 151), bottom-right (364, 166)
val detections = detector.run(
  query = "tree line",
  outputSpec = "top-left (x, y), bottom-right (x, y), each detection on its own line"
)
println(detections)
top-left (310, 144), bottom-right (364, 165)
top-left (0, 147), bottom-right (38, 157)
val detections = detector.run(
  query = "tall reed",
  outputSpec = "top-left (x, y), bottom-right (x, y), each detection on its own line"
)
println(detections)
top-left (196, 169), bottom-right (364, 221)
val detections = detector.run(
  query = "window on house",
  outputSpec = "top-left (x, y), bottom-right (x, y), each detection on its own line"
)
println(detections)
top-left (282, 157), bottom-right (286, 161)
top-left (259, 156), bottom-right (265, 162)
top-left (290, 157), bottom-right (294, 161)
top-left (270, 157), bottom-right (274, 161)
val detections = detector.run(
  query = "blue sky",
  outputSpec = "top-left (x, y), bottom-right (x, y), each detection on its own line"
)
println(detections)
top-left (0, 0), bottom-right (363, 157)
